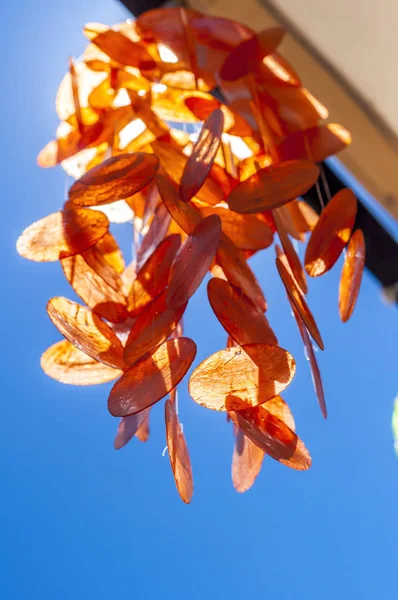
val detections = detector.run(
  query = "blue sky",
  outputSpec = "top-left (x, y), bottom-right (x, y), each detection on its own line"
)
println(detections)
top-left (2, 1), bottom-right (398, 598)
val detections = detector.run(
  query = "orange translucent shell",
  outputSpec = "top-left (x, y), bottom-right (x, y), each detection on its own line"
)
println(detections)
top-left (165, 399), bottom-right (194, 504)
top-left (230, 403), bottom-right (311, 470)
top-left (84, 59), bottom-right (110, 72)
top-left (227, 160), bottom-right (320, 213)
top-left (155, 173), bottom-right (202, 235)
top-left (262, 86), bottom-right (320, 133)
top-left (189, 343), bottom-right (295, 411)
top-left (37, 106), bottom-right (133, 168)
top-left (83, 233), bottom-right (125, 289)
top-left (41, 340), bottom-right (122, 386)
top-left (68, 153), bottom-right (160, 207)
top-left (136, 202), bottom-right (171, 270)
top-left (136, 411), bottom-right (150, 442)
top-left (69, 59), bottom-right (83, 133)
top-left (127, 90), bottom-right (172, 139)
top-left (127, 183), bottom-right (157, 225)
top-left (180, 109), bottom-right (224, 203)
top-left (305, 188), bottom-right (357, 277)
top-left (277, 200), bottom-right (318, 241)
top-left (37, 128), bottom-right (95, 168)
top-left (207, 278), bottom-right (277, 346)
top-left (108, 337), bottom-right (197, 417)
top-left (277, 123), bottom-right (351, 162)
top-left (190, 14), bottom-right (253, 51)
top-left (88, 77), bottom-right (114, 112)
top-left (296, 200), bottom-right (319, 231)
top-left (184, 95), bottom-right (252, 137)
top-left (170, 318), bottom-right (184, 341)
top-left (124, 291), bottom-right (187, 366)
top-left (140, 181), bottom-right (161, 227)
top-left (152, 141), bottom-right (224, 206)
top-left (121, 262), bottom-right (136, 295)
top-left (220, 27), bottom-right (285, 81)
top-left (290, 300), bottom-right (327, 418)
top-left (273, 208), bottom-right (307, 294)
top-left (67, 141), bottom-right (109, 178)
top-left (61, 253), bottom-right (127, 324)
top-left (88, 28), bottom-right (156, 70)
top-left (136, 6), bottom-right (201, 49)
top-left (204, 158), bottom-right (236, 198)
top-left (151, 89), bottom-right (203, 125)
top-left (276, 255), bottom-right (324, 350)
top-left (339, 229), bottom-right (365, 323)
top-left (16, 204), bottom-right (109, 262)
top-left (114, 408), bottom-right (150, 450)
top-left (56, 60), bottom-right (102, 122)
top-left (231, 430), bottom-right (265, 493)
top-left (47, 297), bottom-right (125, 369)
top-left (272, 203), bottom-right (303, 241)
top-left (199, 205), bottom-right (273, 251)
top-left (128, 234), bottom-right (181, 315)
top-left (102, 235), bottom-right (125, 272)
top-left (238, 153), bottom-right (272, 181)
top-left (216, 233), bottom-right (267, 312)
top-left (264, 395), bottom-right (296, 431)
top-left (231, 394), bottom-right (297, 489)
top-left (256, 50), bottom-right (301, 88)
top-left (167, 215), bottom-right (221, 309)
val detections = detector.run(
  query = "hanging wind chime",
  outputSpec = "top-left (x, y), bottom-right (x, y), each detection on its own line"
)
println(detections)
top-left (17, 7), bottom-right (365, 502)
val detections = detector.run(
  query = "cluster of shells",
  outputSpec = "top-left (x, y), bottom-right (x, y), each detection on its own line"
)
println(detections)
top-left (17, 8), bottom-right (365, 502)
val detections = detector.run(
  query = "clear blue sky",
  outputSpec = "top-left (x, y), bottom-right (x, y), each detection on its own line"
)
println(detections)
top-left (2, 1), bottom-right (398, 598)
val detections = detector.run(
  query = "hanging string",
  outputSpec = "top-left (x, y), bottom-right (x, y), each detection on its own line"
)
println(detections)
top-left (319, 162), bottom-right (332, 203)
top-left (221, 138), bottom-right (237, 178)
top-left (175, 389), bottom-right (179, 416)
top-left (304, 133), bottom-right (326, 210)
top-left (228, 138), bottom-right (238, 179)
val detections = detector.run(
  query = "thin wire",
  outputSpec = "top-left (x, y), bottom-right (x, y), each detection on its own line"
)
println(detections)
top-left (221, 141), bottom-right (230, 176)
top-left (318, 158), bottom-right (349, 258)
top-left (313, 179), bottom-right (325, 210)
top-left (319, 163), bottom-right (332, 202)
top-left (132, 217), bottom-right (140, 269)
top-left (303, 133), bottom-right (326, 209)
top-left (63, 176), bottom-right (70, 202)
top-left (228, 138), bottom-right (238, 179)
top-left (174, 388), bottom-right (179, 416)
